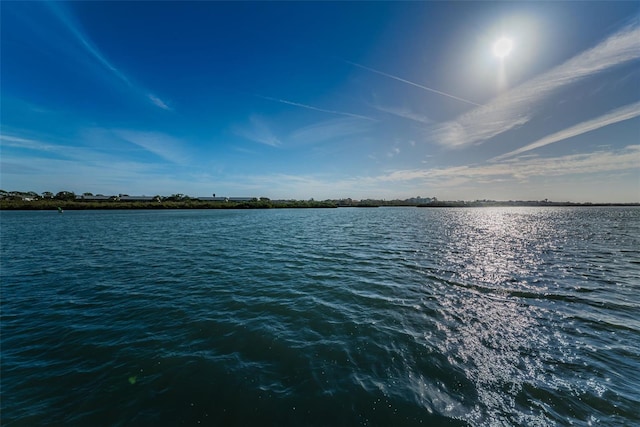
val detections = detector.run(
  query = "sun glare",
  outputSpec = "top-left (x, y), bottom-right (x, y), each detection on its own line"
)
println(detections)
top-left (493, 37), bottom-right (513, 58)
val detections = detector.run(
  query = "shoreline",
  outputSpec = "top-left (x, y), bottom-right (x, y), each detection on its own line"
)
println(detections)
top-left (1, 200), bottom-right (638, 211)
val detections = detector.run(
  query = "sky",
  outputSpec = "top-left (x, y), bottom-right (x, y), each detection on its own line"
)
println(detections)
top-left (1, 1), bottom-right (639, 202)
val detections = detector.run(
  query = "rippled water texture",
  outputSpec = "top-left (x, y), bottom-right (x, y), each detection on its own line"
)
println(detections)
top-left (2, 207), bottom-right (639, 426)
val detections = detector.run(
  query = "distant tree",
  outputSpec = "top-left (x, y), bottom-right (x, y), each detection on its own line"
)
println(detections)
top-left (83, 192), bottom-right (94, 197)
top-left (42, 191), bottom-right (54, 199)
top-left (165, 193), bottom-right (185, 201)
top-left (55, 191), bottom-right (76, 201)
top-left (4, 191), bottom-right (22, 200)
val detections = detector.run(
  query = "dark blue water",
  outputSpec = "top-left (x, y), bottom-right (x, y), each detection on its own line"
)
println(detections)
top-left (2, 207), bottom-right (639, 426)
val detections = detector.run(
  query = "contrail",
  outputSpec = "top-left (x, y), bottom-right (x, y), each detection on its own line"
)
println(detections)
top-left (344, 60), bottom-right (482, 107)
top-left (256, 95), bottom-right (375, 121)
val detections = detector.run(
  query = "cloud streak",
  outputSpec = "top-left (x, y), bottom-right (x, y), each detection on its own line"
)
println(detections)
top-left (493, 101), bottom-right (640, 160)
top-left (235, 116), bottom-right (282, 147)
top-left (374, 104), bottom-right (433, 124)
top-left (0, 133), bottom-right (104, 162)
top-left (434, 23), bottom-right (640, 148)
top-left (257, 95), bottom-right (375, 121)
top-left (289, 117), bottom-right (373, 145)
top-left (0, 135), bottom-right (59, 152)
top-left (148, 94), bottom-right (172, 111)
top-left (114, 130), bottom-right (190, 164)
top-left (369, 145), bottom-right (640, 185)
top-left (345, 60), bottom-right (482, 107)
top-left (46, 2), bottom-right (171, 111)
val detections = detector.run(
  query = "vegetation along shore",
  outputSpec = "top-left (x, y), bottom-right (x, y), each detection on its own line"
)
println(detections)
top-left (1, 191), bottom-right (637, 210)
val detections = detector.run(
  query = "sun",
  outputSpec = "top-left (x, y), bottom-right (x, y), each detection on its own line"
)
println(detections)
top-left (493, 37), bottom-right (514, 59)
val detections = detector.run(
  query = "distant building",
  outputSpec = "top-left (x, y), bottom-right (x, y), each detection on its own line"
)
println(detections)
top-left (118, 196), bottom-right (160, 202)
top-left (407, 196), bottom-right (433, 204)
top-left (228, 197), bottom-right (256, 202)
top-left (76, 195), bottom-right (112, 201)
top-left (197, 197), bottom-right (229, 202)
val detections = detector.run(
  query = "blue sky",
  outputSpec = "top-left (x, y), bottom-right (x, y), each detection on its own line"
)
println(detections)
top-left (1, 2), bottom-right (639, 202)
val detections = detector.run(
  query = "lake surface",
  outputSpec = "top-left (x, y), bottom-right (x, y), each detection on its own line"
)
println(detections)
top-left (2, 207), bottom-right (639, 426)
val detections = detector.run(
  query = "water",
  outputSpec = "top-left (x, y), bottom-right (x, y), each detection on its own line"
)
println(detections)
top-left (1, 207), bottom-right (639, 426)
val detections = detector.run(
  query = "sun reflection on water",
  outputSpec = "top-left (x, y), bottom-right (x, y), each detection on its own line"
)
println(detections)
top-left (432, 208), bottom-right (572, 425)
top-left (442, 208), bottom-right (561, 292)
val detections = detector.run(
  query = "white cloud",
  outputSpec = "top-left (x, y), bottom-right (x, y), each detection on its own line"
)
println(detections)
top-left (0, 133), bottom-right (107, 161)
top-left (148, 94), bottom-right (172, 111)
top-left (289, 117), bottom-right (373, 145)
top-left (235, 116), bottom-right (282, 147)
top-left (0, 135), bottom-right (58, 152)
top-left (434, 24), bottom-right (640, 148)
top-left (115, 130), bottom-right (190, 163)
top-left (370, 145), bottom-right (640, 185)
top-left (493, 101), bottom-right (640, 160)
top-left (374, 104), bottom-right (433, 124)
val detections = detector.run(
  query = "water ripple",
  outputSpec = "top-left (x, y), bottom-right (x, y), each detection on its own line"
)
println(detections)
top-left (2, 207), bottom-right (639, 426)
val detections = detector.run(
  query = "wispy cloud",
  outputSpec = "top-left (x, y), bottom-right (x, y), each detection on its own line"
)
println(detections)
top-left (387, 146), bottom-right (401, 158)
top-left (0, 131), bottom-right (185, 193)
top-left (46, 2), bottom-right (171, 111)
top-left (374, 104), bottom-right (433, 124)
top-left (235, 115), bottom-right (282, 147)
top-left (433, 24), bottom-right (640, 148)
top-left (232, 145), bottom-right (640, 198)
top-left (370, 145), bottom-right (640, 185)
top-left (148, 94), bottom-right (172, 111)
top-left (229, 145), bottom-right (639, 200)
top-left (0, 152), bottom-right (186, 195)
top-left (236, 116), bottom-right (371, 147)
top-left (289, 117), bottom-right (373, 145)
top-left (345, 60), bottom-right (482, 107)
top-left (493, 101), bottom-right (640, 160)
top-left (0, 133), bottom-right (103, 161)
top-left (1, 129), bottom-right (191, 166)
top-left (114, 130), bottom-right (190, 164)
top-left (0, 135), bottom-right (59, 152)
top-left (257, 94), bottom-right (375, 121)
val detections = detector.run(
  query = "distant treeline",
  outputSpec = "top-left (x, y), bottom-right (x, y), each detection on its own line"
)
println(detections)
top-left (3, 199), bottom-right (638, 211)
top-left (0, 199), bottom-right (337, 210)
top-left (1, 190), bottom-right (637, 210)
